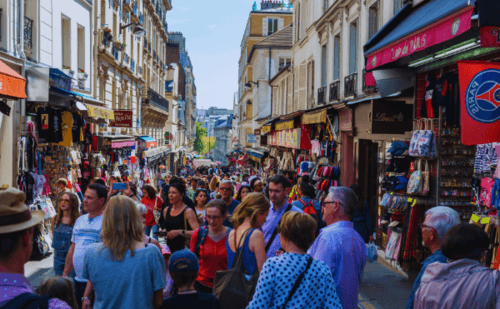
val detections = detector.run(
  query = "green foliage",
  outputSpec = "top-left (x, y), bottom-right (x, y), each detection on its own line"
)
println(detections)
top-left (193, 122), bottom-right (205, 154)
top-left (202, 136), bottom-right (216, 154)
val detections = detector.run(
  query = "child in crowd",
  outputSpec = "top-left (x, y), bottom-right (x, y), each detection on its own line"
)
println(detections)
top-left (37, 276), bottom-right (79, 309)
top-left (161, 250), bottom-right (220, 309)
top-left (161, 244), bottom-right (174, 299)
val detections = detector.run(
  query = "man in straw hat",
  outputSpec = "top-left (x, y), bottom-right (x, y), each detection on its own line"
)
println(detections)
top-left (0, 189), bottom-right (72, 308)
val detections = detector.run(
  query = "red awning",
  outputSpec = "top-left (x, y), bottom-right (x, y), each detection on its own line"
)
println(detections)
top-left (364, 72), bottom-right (376, 86)
top-left (366, 6), bottom-right (474, 71)
top-left (0, 59), bottom-right (26, 99)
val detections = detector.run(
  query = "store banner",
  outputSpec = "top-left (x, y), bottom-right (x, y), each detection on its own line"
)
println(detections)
top-left (247, 134), bottom-right (256, 143)
top-left (262, 125), bottom-right (272, 133)
top-left (86, 105), bottom-right (115, 120)
top-left (480, 27), bottom-right (500, 48)
top-left (302, 110), bottom-right (327, 125)
top-left (109, 110), bottom-right (133, 127)
top-left (458, 61), bottom-right (500, 145)
top-left (275, 120), bottom-right (294, 131)
top-left (268, 128), bottom-right (301, 149)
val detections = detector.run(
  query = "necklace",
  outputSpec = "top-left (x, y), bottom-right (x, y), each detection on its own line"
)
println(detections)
top-left (178, 289), bottom-right (197, 294)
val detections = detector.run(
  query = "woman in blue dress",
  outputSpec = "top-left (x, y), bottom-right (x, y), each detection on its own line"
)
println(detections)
top-left (51, 191), bottom-right (80, 277)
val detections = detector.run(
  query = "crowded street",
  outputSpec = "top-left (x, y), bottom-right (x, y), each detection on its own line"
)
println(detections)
top-left (2, 0), bottom-right (500, 308)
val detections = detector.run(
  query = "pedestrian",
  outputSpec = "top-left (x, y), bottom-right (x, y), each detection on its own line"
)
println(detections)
top-left (219, 180), bottom-right (240, 219)
top-left (189, 177), bottom-right (199, 199)
top-left (249, 178), bottom-right (264, 194)
top-left (308, 186), bottom-right (366, 309)
top-left (291, 182), bottom-right (323, 228)
top-left (349, 184), bottom-right (374, 243)
top-left (161, 245), bottom-right (174, 299)
top-left (63, 183), bottom-right (108, 309)
top-left (190, 200), bottom-right (230, 294)
top-left (210, 182), bottom-right (220, 199)
top-left (0, 189), bottom-right (72, 308)
top-left (107, 175), bottom-right (121, 189)
top-left (406, 206), bottom-right (461, 309)
top-left (263, 175), bottom-right (303, 258)
top-left (160, 250), bottom-right (221, 309)
top-left (56, 178), bottom-right (70, 194)
top-left (247, 212), bottom-right (342, 309)
top-left (414, 223), bottom-right (500, 309)
top-left (194, 189), bottom-right (210, 225)
top-left (235, 185), bottom-right (251, 203)
top-left (81, 195), bottom-right (166, 309)
top-left (135, 200), bottom-right (162, 253)
top-left (142, 185), bottom-right (163, 241)
top-left (51, 192), bottom-right (80, 277)
top-left (37, 276), bottom-right (79, 309)
top-left (161, 180), bottom-right (200, 253)
top-left (227, 193), bottom-right (269, 275)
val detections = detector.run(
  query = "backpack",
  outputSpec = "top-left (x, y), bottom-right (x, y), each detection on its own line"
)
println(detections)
top-left (299, 199), bottom-right (321, 234)
top-left (195, 226), bottom-right (209, 258)
top-left (1, 293), bottom-right (51, 309)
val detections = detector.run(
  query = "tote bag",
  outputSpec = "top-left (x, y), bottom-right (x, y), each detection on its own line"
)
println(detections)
top-left (213, 229), bottom-right (259, 309)
top-left (407, 160), bottom-right (423, 195)
top-left (421, 160), bottom-right (430, 196)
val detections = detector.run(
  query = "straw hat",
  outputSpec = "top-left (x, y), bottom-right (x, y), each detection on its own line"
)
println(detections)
top-left (0, 189), bottom-right (45, 234)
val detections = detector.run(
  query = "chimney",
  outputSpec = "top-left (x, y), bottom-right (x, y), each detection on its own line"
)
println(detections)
top-left (261, 0), bottom-right (283, 10)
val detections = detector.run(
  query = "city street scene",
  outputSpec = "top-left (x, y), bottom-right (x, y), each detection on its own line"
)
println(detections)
top-left (1, 0), bottom-right (500, 308)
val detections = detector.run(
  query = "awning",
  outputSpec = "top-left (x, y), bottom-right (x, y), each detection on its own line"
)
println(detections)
top-left (365, 0), bottom-right (476, 70)
top-left (85, 104), bottom-right (115, 120)
top-left (302, 109), bottom-right (327, 125)
top-left (249, 152), bottom-right (264, 158)
top-left (347, 91), bottom-right (403, 105)
top-left (100, 135), bottom-right (135, 149)
top-left (0, 59), bottom-right (26, 99)
top-left (372, 69), bottom-right (414, 97)
top-left (138, 136), bottom-right (158, 148)
top-left (50, 86), bottom-right (105, 105)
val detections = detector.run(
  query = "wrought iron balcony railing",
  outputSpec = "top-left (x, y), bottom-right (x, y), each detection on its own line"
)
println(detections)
top-left (344, 73), bottom-right (357, 98)
top-left (146, 88), bottom-right (169, 113)
top-left (24, 16), bottom-right (33, 52)
top-left (329, 80), bottom-right (340, 102)
top-left (318, 86), bottom-right (326, 105)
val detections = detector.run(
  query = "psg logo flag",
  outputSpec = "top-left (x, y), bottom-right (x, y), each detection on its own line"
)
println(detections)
top-left (458, 61), bottom-right (500, 145)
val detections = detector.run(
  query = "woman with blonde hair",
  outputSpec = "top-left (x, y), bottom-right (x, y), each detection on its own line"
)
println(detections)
top-left (81, 195), bottom-right (166, 309)
top-left (51, 191), bottom-right (80, 277)
top-left (226, 193), bottom-right (269, 275)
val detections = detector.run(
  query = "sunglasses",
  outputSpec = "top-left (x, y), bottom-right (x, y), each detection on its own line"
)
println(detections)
top-left (321, 201), bottom-right (342, 208)
top-left (220, 187), bottom-right (232, 191)
top-left (206, 215), bottom-right (222, 221)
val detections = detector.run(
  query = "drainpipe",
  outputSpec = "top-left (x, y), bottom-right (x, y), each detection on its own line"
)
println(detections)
top-left (93, 0), bottom-right (98, 103)
top-left (268, 47), bottom-right (272, 117)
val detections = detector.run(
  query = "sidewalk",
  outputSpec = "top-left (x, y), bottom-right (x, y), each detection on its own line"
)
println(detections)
top-left (358, 260), bottom-right (417, 309)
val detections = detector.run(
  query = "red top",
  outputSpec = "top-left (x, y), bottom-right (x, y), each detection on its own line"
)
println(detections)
top-left (190, 228), bottom-right (229, 288)
top-left (141, 196), bottom-right (163, 227)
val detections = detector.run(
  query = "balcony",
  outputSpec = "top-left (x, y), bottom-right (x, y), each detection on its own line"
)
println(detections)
top-left (318, 86), bottom-right (326, 105)
top-left (24, 16), bottom-right (33, 54)
top-left (123, 0), bottom-right (132, 13)
top-left (363, 69), bottom-right (378, 94)
top-left (329, 81), bottom-right (340, 102)
top-left (131, 59), bottom-right (135, 73)
top-left (145, 88), bottom-right (169, 112)
top-left (345, 73), bottom-right (357, 98)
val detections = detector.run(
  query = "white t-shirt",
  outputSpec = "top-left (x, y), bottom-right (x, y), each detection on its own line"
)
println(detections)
top-left (71, 214), bottom-right (104, 282)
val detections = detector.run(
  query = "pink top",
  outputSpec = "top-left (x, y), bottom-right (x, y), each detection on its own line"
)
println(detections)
top-left (480, 178), bottom-right (495, 207)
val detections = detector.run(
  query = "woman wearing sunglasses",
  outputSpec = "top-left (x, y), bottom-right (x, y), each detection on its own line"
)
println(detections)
top-left (189, 199), bottom-right (230, 294)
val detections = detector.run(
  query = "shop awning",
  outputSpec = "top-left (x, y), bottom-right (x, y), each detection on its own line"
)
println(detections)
top-left (100, 135), bottom-right (135, 149)
top-left (365, 0), bottom-right (476, 70)
top-left (50, 86), bottom-right (105, 105)
top-left (0, 59), bottom-right (26, 99)
top-left (85, 104), bottom-right (114, 120)
top-left (302, 109), bottom-right (327, 125)
top-left (138, 136), bottom-right (158, 148)
top-left (249, 152), bottom-right (264, 159)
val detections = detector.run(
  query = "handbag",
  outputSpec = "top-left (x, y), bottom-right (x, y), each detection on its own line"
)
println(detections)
top-left (421, 160), bottom-right (430, 196)
top-left (407, 160), bottom-right (423, 195)
top-left (213, 228), bottom-right (259, 309)
top-left (153, 196), bottom-right (161, 225)
top-left (30, 225), bottom-right (49, 261)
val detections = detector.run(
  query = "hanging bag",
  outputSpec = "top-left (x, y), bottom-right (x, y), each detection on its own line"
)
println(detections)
top-left (420, 160), bottom-right (430, 196)
top-left (213, 228), bottom-right (259, 309)
top-left (409, 120), bottom-right (423, 156)
top-left (407, 160), bottom-right (423, 195)
top-left (183, 208), bottom-right (191, 248)
top-left (153, 195), bottom-right (161, 225)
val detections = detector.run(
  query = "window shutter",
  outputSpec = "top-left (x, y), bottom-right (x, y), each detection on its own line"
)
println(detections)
top-left (394, 0), bottom-right (402, 14)
top-left (262, 18), bottom-right (268, 36)
top-left (299, 62), bottom-right (307, 110)
top-left (334, 36), bottom-right (340, 80)
top-left (294, 68), bottom-right (299, 111)
top-left (349, 23), bottom-right (358, 74)
top-left (287, 76), bottom-right (293, 114)
top-left (278, 18), bottom-right (284, 30)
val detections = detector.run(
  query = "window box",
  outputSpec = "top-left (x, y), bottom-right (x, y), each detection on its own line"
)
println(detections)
top-left (62, 67), bottom-right (75, 78)
top-left (114, 41), bottom-right (125, 51)
top-left (77, 70), bottom-right (88, 80)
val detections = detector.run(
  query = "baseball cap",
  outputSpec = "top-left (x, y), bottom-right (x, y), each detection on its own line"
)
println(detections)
top-left (168, 250), bottom-right (199, 273)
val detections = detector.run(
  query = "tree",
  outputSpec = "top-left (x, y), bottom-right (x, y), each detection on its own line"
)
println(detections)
top-left (193, 121), bottom-right (206, 154)
top-left (202, 136), bottom-right (216, 154)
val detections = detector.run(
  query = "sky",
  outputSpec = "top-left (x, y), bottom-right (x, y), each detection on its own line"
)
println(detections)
top-left (166, 0), bottom-right (263, 111)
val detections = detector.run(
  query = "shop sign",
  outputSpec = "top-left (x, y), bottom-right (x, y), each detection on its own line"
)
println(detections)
top-left (86, 105), bottom-right (115, 120)
top-left (302, 110), bottom-right (327, 125)
top-left (247, 134), bottom-right (256, 143)
top-left (111, 140), bottom-right (135, 148)
top-left (254, 129), bottom-right (261, 135)
top-left (371, 100), bottom-right (413, 134)
top-left (480, 27), bottom-right (500, 48)
top-left (146, 141), bottom-right (158, 148)
top-left (109, 110), bottom-right (133, 127)
top-left (261, 125), bottom-right (272, 133)
top-left (268, 128), bottom-right (301, 149)
top-left (275, 120), bottom-right (294, 131)
top-left (339, 108), bottom-right (353, 131)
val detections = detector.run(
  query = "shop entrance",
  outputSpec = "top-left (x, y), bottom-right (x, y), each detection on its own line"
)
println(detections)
top-left (357, 139), bottom-right (379, 233)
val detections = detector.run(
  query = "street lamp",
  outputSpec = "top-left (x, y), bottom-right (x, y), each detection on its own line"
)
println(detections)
top-left (120, 22), bottom-right (146, 37)
top-left (245, 81), bottom-right (259, 88)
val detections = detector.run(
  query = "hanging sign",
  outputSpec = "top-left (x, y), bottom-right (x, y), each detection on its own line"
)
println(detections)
top-left (458, 61), bottom-right (500, 145)
top-left (371, 100), bottom-right (413, 134)
top-left (268, 128), bottom-right (301, 149)
top-left (339, 108), bottom-right (353, 131)
top-left (86, 105), bottom-right (115, 120)
top-left (110, 139), bottom-right (135, 148)
top-left (247, 134), bottom-right (256, 143)
top-left (109, 110), bottom-right (133, 127)
top-left (261, 125), bottom-right (272, 133)
top-left (275, 120), bottom-right (294, 131)
top-left (254, 129), bottom-right (261, 135)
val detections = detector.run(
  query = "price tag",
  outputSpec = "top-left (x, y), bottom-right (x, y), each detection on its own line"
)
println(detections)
top-left (481, 217), bottom-right (491, 224)
top-left (471, 214), bottom-right (480, 223)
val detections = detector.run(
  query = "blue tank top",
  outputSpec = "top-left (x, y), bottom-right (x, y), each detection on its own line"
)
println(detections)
top-left (226, 228), bottom-right (257, 276)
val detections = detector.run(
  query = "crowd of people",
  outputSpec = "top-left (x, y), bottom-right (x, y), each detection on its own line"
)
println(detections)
top-left (0, 164), bottom-right (499, 309)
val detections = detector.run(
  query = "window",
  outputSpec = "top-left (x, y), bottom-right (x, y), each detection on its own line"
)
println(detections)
top-left (323, 0), bottom-right (329, 13)
top-left (113, 13), bottom-right (117, 40)
top-left (268, 19), bottom-right (278, 36)
top-left (321, 45), bottom-right (327, 87)
top-left (349, 22), bottom-right (358, 74)
top-left (282, 79), bottom-right (287, 114)
top-left (296, 3), bottom-right (301, 41)
top-left (62, 17), bottom-right (71, 67)
top-left (100, 0), bottom-right (106, 25)
top-left (333, 35), bottom-right (340, 80)
top-left (279, 58), bottom-right (291, 70)
top-left (369, 2), bottom-right (379, 39)
top-left (77, 26), bottom-right (85, 71)
top-left (394, 0), bottom-right (403, 14)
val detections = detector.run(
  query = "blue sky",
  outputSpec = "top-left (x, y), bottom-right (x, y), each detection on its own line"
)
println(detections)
top-left (166, 0), bottom-right (260, 111)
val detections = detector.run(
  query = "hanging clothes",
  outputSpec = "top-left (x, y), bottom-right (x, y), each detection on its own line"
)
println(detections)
top-left (58, 111), bottom-right (73, 147)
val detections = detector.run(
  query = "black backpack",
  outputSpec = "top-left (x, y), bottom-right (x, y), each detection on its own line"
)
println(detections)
top-left (1, 293), bottom-right (50, 309)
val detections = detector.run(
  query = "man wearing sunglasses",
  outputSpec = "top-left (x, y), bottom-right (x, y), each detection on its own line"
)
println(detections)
top-left (219, 180), bottom-right (239, 225)
top-left (406, 206), bottom-right (460, 309)
top-left (307, 186), bottom-right (366, 309)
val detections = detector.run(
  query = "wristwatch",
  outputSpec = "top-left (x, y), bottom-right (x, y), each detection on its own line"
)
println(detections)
top-left (82, 297), bottom-right (90, 301)
top-left (181, 230), bottom-right (185, 236)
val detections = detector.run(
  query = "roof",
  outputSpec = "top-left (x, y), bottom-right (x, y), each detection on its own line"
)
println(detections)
top-left (254, 24), bottom-right (293, 48)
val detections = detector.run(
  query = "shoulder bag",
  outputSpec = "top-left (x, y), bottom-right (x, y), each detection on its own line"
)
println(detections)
top-left (153, 196), bottom-right (161, 225)
top-left (213, 228), bottom-right (258, 309)
top-left (279, 256), bottom-right (313, 309)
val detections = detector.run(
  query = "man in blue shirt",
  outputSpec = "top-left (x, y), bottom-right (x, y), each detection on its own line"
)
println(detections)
top-left (220, 180), bottom-right (239, 227)
top-left (406, 206), bottom-right (461, 309)
top-left (308, 186), bottom-right (366, 309)
top-left (262, 175), bottom-right (303, 258)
